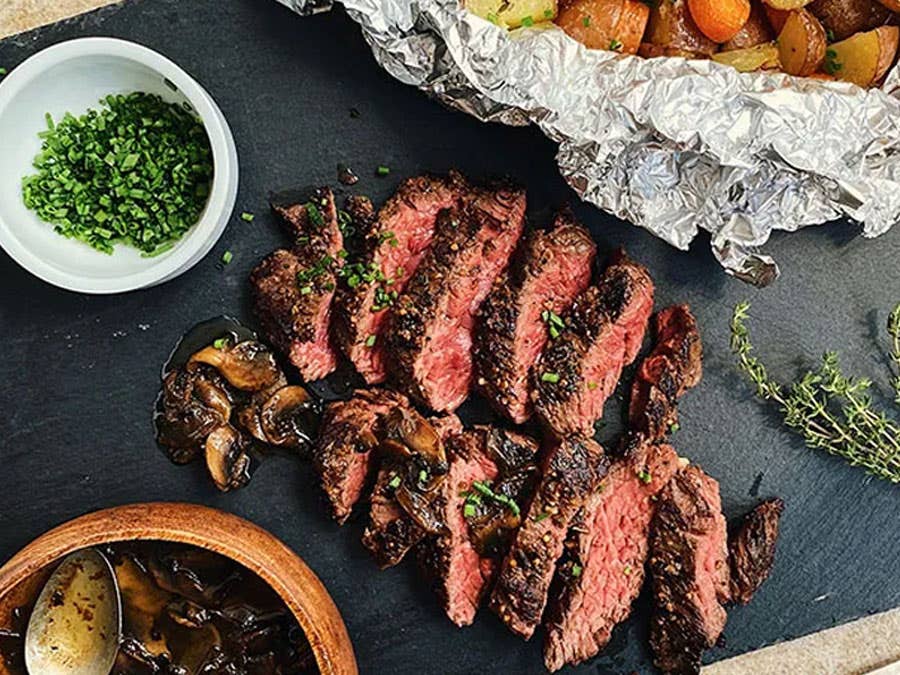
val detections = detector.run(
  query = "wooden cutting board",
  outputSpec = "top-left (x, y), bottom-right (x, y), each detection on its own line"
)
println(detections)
top-left (1, 2), bottom-right (898, 674)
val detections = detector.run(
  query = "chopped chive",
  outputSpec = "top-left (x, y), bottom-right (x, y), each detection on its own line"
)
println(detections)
top-left (571, 564), bottom-right (583, 578)
top-left (240, 211), bottom-right (255, 222)
top-left (376, 165), bottom-right (390, 176)
top-left (637, 470), bottom-right (652, 484)
top-left (463, 503), bottom-right (477, 518)
top-left (543, 9), bottom-right (553, 18)
top-left (534, 511), bottom-right (551, 523)
top-left (582, 15), bottom-right (591, 27)
top-left (623, 565), bottom-right (632, 576)
top-left (587, 381), bottom-right (598, 391)
top-left (471, 480), bottom-right (520, 516)
top-left (221, 250), bottom-right (233, 265)
top-left (418, 469), bottom-right (428, 483)
top-left (669, 422), bottom-right (680, 433)
top-left (521, 15), bottom-right (534, 27)
top-left (212, 337), bottom-right (228, 349)
top-left (388, 474), bottom-right (401, 489)
top-left (541, 372), bottom-right (560, 384)
top-left (0, 68), bottom-right (7, 76)
top-left (365, 334), bottom-right (377, 347)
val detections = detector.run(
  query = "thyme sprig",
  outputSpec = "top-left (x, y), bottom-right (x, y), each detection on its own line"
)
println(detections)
top-left (730, 302), bottom-right (900, 484)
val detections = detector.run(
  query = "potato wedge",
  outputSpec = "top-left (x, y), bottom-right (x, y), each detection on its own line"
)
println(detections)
top-left (827, 25), bottom-right (899, 86)
top-left (713, 42), bottom-right (782, 70)
top-left (647, 0), bottom-right (718, 56)
top-left (557, 0), bottom-right (649, 53)
top-left (466, 0), bottom-right (558, 28)
top-left (723, 1), bottom-right (776, 50)
top-left (762, 0), bottom-right (813, 9)
top-left (778, 8), bottom-right (827, 75)
top-left (808, 0), bottom-right (894, 41)
top-left (688, 0), bottom-right (751, 42)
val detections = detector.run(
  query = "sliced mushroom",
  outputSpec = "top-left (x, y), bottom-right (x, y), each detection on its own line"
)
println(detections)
top-left (259, 386), bottom-right (319, 449)
top-left (395, 479), bottom-right (445, 534)
top-left (205, 425), bottom-right (252, 492)
top-left (381, 407), bottom-right (447, 476)
top-left (156, 368), bottom-right (232, 458)
top-left (234, 374), bottom-right (289, 444)
top-left (189, 341), bottom-right (282, 391)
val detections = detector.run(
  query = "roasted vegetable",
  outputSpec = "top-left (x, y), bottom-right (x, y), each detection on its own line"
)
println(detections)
top-left (722, 2), bottom-right (775, 50)
top-left (777, 8), bottom-right (827, 75)
top-left (713, 42), bottom-right (782, 70)
top-left (808, 0), bottom-right (895, 41)
top-left (557, 0), bottom-right (649, 53)
top-left (688, 0), bottom-right (751, 42)
top-left (647, 0), bottom-right (718, 56)
top-left (466, 0), bottom-right (558, 28)
top-left (827, 25), bottom-right (900, 86)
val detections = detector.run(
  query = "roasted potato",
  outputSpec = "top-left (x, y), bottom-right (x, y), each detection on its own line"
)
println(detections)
top-left (646, 0), bottom-right (718, 56)
top-left (466, 0), bottom-right (558, 28)
top-left (777, 8), bottom-right (827, 74)
top-left (557, 0), bottom-right (649, 53)
top-left (688, 0), bottom-right (751, 42)
top-left (762, 0), bottom-right (813, 9)
top-left (808, 0), bottom-right (894, 41)
top-left (713, 42), bottom-right (782, 70)
top-left (827, 25), bottom-right (899, 86)
top-left (722, 1), bottom-right (776, 50)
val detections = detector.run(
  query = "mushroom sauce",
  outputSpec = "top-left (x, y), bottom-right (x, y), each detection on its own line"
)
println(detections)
top-left (0, 542), bottom-right (319, 674)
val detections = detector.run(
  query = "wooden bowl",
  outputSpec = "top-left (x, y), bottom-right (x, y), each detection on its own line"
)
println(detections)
top-left (0, 502), bottom-right (357, 675)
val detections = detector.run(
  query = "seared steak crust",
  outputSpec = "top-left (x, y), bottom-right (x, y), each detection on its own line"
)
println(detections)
top-left (362, 414), bottom-right (462, 568)
top-left (649, 466), bottom-right (730, 675)
top-left (251, 187), bottom-right (343, 382)
top-left (543, 441), bottom-right (680, 672)
top-left (629, 305), bottom-right (703, 440)
top-left (729, 498), bottom-right (784, 605)
top-left (388, 181), bottom-right (527, 413)
top-left (313, 388), bottom-right (408, 524)
top-left (475, 210), bottom-right (596, 424)
top-left (490, 436), bottom-right (608, 639)
top-left (535, 253), bottom-right (654, 437)
top-left (334, 174), bottom-right (466, 384)
top-left (418, 427), bottom-right (540, 627)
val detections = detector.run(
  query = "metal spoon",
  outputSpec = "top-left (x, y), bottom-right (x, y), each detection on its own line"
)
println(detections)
top-left (25, 549), bottom-right (121, 675)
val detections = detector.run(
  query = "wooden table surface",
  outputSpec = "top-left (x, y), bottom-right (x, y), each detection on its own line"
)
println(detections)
top-left (1, 2), bottom-right (897, 674)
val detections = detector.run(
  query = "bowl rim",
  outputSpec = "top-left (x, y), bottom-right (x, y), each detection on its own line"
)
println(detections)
top-left (0, 502), bottom-right (358, 675)
top-left (0, 37), bottom-right (238, 294)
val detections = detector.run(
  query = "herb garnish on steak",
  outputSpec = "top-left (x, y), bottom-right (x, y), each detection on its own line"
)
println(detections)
top-left (475, 209), bottom-right (596, 424)
top-left (649, 465), bottom-right (730, 675)
top-left (535, 251), bottom-right (654, 437)
top-left (333, 173), bottom-right (467, 384)
top-left (490, 436), bottom-right (608, 639)
top-left (388, 180), bottom-right (527, 413)
top-left (729, 498), bottom-right (784, 605)
top-left (250, 187), bottom-right (343, 382)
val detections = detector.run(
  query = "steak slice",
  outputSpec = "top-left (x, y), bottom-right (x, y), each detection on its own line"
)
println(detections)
top-left (388, 181), bottom-right (527, 412)
top-left (534, 252), bottom-right (654, 437)
top-left (251, 188), bottom-right (343, 382)
top-left (313, 388), bottom-right (408, 524)
top-left (418, 428), bottom-right (539, 627)
top-left (729, 498), bottom-right (784, 605)
top-left (475, 209), bottom-right (597, 424)
top-left (490, 436), bottom-right (608, 639)
top-left (333, 173), bottom-right (466, 384)
top-left (543, 441), bottom-right (681, 672)
top-left (629, 305), bottom-right (703, 440)
top-left (362, 414), bottom-right (462, 569)
top-left (649, 465), bottom-right (730, 675)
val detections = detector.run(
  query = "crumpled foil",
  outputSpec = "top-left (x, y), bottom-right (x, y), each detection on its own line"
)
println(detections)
top-left (277, 0), bottom-right (900, 285)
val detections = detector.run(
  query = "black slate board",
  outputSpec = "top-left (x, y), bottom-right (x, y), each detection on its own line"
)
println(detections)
top-left (1, 1), bottom-right (899, 673)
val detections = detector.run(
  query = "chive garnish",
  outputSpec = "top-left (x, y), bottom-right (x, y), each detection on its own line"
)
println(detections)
top-left (637, 470), bottom-right (652, 484)
top-left (222, 250), bottom-right (233, 265)
top-left (471, 480), bottom-right (520, 517)
top-left (388, 474), bottom-right (401, 489)
top-left (541, 372), bottom-right (560, 384)
top-left (241, 212), bottom-right (255, 222)
top-left (212, 337), bottom-right (228, 349)
top-left (463, 503), bottom-right (477, 518)
top-left (571, 564), bottom-right (583, 577)
top-left (365, 334), bottom-right (377, 347)
top-left (521, 15), bottom-right (534, 27)
top-left (376, 165), bottom-right (391, 176)
top-left (582, 15), bottom-right (591, 27)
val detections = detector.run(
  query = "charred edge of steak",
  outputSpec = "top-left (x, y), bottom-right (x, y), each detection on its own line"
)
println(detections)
top-left (628, 305), bottom-right (703, 441)
top-left (728, 498), bottom-right (784, 605)
top-left (474, 209), bottom-right (596, 424)
top-left (313, 389), bottom-right (408, 524)
top-left (387, 180), bottom-right (526, 411)
top-left (649, 465), bottom-right (730, 675)
top-left (542, 442), bottom-right (680, 672)
top-left (333, 174), bottom-right (467, 384)
top-left (490, 436), bottom-right (608, 639)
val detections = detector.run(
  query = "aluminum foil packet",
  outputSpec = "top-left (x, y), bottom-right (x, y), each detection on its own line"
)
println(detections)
top-left (277, 0), bottom-right (900, 285)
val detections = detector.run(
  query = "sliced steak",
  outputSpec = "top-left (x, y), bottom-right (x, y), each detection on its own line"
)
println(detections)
top-left (334, 174), bottom-right (466, 384)
top-left (649, 466), bottom-right (730, 675)
top-left (543, 441), bottom-right (681, 672)
top-left (729, 498), bottom-right (784, 605)
top-left (629, 305), bottom-right (703, 440)
top-left (418, 428), bottom-right (539, 627)
top-left (388, 181), bottom-right (527, 413)
top-left (251, 188), bottom-right (343, 382)
top-left (490, 437), bottom-right (608, 639)
top-left (362, 414), bottom-right (462, 569)
top-left (534, 252), bottom-right (654, 437)
top-left (313, 388), bottom-right (408, 524)
top-left (475, 210), bottom-right (596, 424)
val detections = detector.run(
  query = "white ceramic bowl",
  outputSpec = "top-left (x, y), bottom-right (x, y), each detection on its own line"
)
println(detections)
top-left (0, 38), bottom-right (239, 294)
